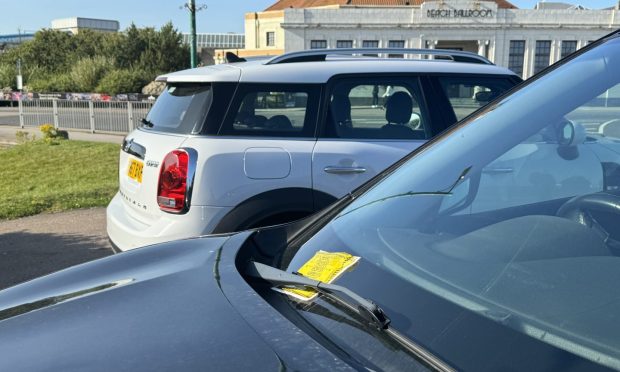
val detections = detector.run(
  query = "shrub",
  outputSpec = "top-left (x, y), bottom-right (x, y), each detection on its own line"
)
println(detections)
top-left (28, 73), bottom-right (76, 93)
top-left (95, 68), bottom-right (149, 95)
top-left (70, 56), bottom-right (113, 92)
top-left (15, 130), bottom-right (35, 143)
top-left (39, 124), bottom-right (67, 144)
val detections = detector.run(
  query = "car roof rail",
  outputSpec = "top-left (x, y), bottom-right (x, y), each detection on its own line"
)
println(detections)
top-left (265, 48), bottom-right (493, 65)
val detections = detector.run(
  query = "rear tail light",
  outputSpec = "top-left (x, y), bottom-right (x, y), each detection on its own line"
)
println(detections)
top-left (157, 148), bottom-right (197, 213)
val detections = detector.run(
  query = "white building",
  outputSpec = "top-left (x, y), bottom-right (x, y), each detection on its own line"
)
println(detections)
top-left (51, 17), bottom-right (119, 35)
top-left (237, 0), bottom-right (620, 78)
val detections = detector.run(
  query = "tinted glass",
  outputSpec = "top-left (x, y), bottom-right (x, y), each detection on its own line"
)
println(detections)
top-left (220, 84), bottom-right (319, 137)
top-left (287, 36), bottom-right (620, 370)
top-left (325, 77), bottom-right (429, 140)
top-left (144, 84), bottom-right (211, 134)
top-left (508, 40), bottom-right (525, 77)
top-left (534, 40), bottom-right (551, 74)
top-left (561, 40), bottom-right (578, 59)
top-left (336, 40), bottom-right (353, 48)
top-left (438, 76), bottom-right (516, 120)
top-left (388, 40), bottom-right (405, 58)
top-left (310, 40), bottom-right (327, 49)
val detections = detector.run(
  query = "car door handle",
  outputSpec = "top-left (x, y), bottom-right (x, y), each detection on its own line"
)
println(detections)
top-left (483, 168), bottom-right (514, 174)
top-left (324, 166), bottom-right (367, 174)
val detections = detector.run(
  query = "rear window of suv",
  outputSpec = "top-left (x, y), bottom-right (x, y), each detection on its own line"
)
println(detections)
top-left (143, 83), bottom-right (212, 134)
top-left (219, 84), bottom-right (321, 137)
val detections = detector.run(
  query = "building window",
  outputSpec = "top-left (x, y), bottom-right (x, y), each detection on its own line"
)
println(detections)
top-left (388, 40), bottom-right (405, 58)
top-left (363, 40), bottom-right (379, 48)
top-left (362, 40), bottom-right (379, 56)
top-left (266, 32), bottom-right (275, 47)
top-left (336, 40), bottom-right (353, 48)
top-left (508, 40), bottom-right (526, 77)
top-left (534, 40), bottom-right (551, 75)
top-left (560, 41), bottom-right (577, 59)
top-left (310, 40), bottom-right (327, 49)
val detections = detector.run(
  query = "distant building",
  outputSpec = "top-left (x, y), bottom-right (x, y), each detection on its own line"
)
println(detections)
top-left (237, 0), bottom-right (620, 78)
top-left (51, 17), bottom-right (119, 34)
top-left (182, 33), bottom-right (245, 65)
top-left (0, 33), bottom-right (35, 52)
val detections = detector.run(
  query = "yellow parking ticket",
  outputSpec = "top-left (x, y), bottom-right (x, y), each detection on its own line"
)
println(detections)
top-left (275, 250), bottom-right (360, 301)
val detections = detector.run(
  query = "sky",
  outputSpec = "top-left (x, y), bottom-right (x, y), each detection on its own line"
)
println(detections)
top-left (0, 0), bottom-right (617, 36)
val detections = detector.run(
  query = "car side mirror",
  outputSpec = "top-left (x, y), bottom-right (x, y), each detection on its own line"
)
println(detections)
top-left (557, 120), bottom-right (586, 147)
top-left (556, 120), bottom-right (586, 160)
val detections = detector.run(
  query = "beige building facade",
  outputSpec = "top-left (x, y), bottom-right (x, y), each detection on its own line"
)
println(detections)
top-left (234, 0), bottom-right (620, 78)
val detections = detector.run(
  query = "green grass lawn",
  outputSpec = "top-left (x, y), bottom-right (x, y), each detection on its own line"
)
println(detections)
top-left (0, 140), bottom-right (119, 220)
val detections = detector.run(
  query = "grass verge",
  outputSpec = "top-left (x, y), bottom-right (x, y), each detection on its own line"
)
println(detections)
top-left (0, 140), bottom-right (119, 220)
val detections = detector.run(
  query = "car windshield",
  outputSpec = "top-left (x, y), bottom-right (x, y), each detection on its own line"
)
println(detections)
top-left (284, 35), bottom-right (620, 370)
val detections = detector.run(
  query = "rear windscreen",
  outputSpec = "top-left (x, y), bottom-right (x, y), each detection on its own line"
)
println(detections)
top-left (143, 83), bottom-right (212, 134)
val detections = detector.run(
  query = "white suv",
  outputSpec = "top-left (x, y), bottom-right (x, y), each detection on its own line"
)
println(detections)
top-left (107, 48), bottom-right (520, 251)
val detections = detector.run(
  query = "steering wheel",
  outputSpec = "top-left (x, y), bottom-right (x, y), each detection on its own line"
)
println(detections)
top-left (557, 191), bottom-right (620, 247)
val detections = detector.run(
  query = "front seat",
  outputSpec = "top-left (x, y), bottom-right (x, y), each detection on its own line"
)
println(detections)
top-left (382, 91), bottom-right (421, 139)
top-left (330, 94), bottom-right (353, 137)
top-left (264, 115), bottom-right (293, 130)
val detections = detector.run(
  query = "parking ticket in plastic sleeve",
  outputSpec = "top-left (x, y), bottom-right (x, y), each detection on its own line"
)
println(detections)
top-left (274, 250), bottom-right (360, 301)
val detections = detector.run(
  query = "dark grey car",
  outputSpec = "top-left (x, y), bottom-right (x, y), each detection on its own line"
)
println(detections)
top-left (2, 30), bottom-right (620, 371)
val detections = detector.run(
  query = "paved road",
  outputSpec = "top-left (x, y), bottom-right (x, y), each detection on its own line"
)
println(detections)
top-left (0, 208), bottom-right (114, 290)
top-left (0, 107), bottom-right (18, 126)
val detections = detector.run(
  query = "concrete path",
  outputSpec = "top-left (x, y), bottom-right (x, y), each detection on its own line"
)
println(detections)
top-left (0, 124), bottom-right (125, 145)
top-left (0, 208), bottom-right (114, 290)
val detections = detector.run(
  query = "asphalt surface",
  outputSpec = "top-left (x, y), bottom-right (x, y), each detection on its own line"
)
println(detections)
top-left (0, 208), bottom-right (114, 290)
top-left (0, 118), bottom-right (122, 291)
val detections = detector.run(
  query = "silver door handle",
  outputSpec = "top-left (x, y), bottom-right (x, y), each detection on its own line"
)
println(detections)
top-left (483, 168), bottom-right (514, 174)
top-left (324, 166), bottom-right (367, 174)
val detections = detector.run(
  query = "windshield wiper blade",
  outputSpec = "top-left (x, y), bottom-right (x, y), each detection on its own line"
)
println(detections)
top-left (246, 261), bottom-right (456, 372)
top-left (245, 261), bottom-right (390, 330)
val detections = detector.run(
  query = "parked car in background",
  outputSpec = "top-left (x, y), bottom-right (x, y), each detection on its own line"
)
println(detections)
top-left (2, 28), bottom-right (620, 372)
top-left (107, 48), bottom-right (520, 251)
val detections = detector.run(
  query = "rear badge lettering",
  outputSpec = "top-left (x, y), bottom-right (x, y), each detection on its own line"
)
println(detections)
top-left (119, 190), bottom-right (148, 210)
top-left (146, 160), bottom-right (160, 168)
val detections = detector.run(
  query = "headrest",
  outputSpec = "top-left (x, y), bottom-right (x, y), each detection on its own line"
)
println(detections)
top-left (385, 91), bottom-right (413, 124)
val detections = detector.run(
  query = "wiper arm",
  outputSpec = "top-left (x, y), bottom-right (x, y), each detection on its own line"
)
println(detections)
top-left (245, 261), bottom-right (390, 330)
top-left (246, 261), bottom-right (455, 372)
top-left (140, 118), bottom-right (154, 128)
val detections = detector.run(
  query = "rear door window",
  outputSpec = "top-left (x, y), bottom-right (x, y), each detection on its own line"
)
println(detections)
top-left (324, 77), bottom-right (430, 140)
top-left (436, 76), bottom-right (515, 121)
top-left (144, 83), bottom-right (212, 134)
top-left (220, 84), bottom-right (320, 137)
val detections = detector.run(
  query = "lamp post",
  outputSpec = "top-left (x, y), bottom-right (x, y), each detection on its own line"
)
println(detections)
top-left (16, 58), bottom-right (22, 92)
top-left (183, 1), bottom-right (207, 68)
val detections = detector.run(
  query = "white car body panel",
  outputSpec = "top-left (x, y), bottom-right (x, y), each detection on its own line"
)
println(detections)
top-left (312, 139), bottom-right (425, 198)
top-left (181, 137), bottom-right (315, 207)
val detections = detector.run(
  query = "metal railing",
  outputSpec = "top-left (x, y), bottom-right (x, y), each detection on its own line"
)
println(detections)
top-left (17, 99), bottom-right (154, 134)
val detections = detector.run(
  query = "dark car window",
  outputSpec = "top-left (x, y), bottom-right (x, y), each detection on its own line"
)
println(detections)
top-left (437, 76), bottom-right (516, 121)
top-left (144, 83), bottom-right (211, 134)
top-left (220, 84), bottom-right (320, 137)
top-left (324, 77), bottom-right (430, 140)
top-left (280, 36), bottom-right (620, 371)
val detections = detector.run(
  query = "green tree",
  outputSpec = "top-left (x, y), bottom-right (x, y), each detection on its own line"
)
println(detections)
top-left (0, 23), bottom-right (190, 94)
top-left (96, 69), bottom-right (149, 95)
top-left (17, 30), bottom-right (74, 73)
top-left (70, 56), bottom-right (113, 92)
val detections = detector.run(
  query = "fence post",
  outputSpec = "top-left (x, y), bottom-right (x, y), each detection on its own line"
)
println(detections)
top-left (18, 99), bottom-right (24, 128)
top-left (127, 102), bottom-right (134, 132)
top-left (53, 100), bottom-right (59, 129)
top-left (88, 101), bottom-right (95, 133)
